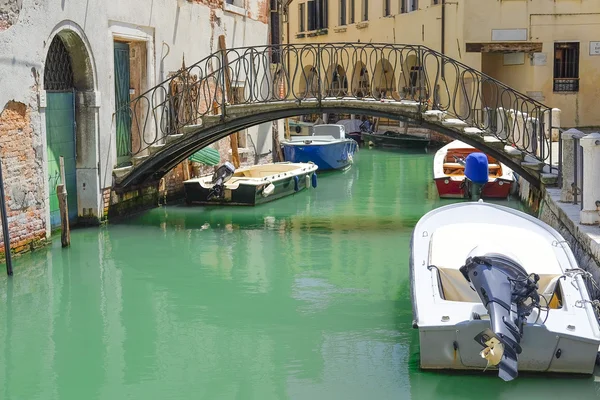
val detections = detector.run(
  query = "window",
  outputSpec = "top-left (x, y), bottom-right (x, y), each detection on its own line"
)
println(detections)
top-left (432, 0), bottom-right (439, 4)
top-left (553, 42), bottom-right (579, 92)
top-left (350, 0), bottom-right (355, 23)
top-left (401, 0), bottom-right (417, 12)
top-left (225, 0), bottom-right (244, 7)
top-left (340, 0), bottom-right (347, 25)
top-left (307, 0), bottom-right (328, 30)
top-left (362, 0), bottom-right (368, 21)
top-left (384, 0), bottom-right (391, 16)
top-left (299, 3), bottom-right (305, 32)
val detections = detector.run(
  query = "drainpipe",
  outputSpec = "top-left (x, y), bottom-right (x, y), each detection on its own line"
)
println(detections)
top-left (441, 0), bottom-right (445, 78)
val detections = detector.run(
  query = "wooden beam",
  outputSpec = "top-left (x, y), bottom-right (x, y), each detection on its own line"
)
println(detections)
top-left (465, 42), bottom-right (543, 53)
top-left (218, 34), bottom-right (241, 169)
top-left (57, 156), bottom-right (70, 248)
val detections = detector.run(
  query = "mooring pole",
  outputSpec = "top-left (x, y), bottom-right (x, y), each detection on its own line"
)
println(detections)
top-left (0, 156), bottom-right (13, 276)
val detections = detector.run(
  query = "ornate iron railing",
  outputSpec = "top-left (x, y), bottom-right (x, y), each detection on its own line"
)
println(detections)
top-left (118, 43), bottom-right (553, 167)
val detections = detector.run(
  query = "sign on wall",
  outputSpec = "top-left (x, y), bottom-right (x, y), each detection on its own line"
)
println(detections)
top-left (492, 29), bottom-right (527, 41)
top-left (590, 42), bottom-right (600, 56)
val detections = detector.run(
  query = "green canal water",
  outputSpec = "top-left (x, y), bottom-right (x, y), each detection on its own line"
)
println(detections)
top-left (1, 148), bottom-right (600, 399)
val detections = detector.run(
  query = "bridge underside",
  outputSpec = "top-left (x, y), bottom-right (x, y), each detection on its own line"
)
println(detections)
top-left (113, 99), bottom-right (549, 191)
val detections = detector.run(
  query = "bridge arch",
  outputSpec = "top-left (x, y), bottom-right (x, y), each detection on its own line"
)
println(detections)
top-left (115, 103), bottom-right (540, 190)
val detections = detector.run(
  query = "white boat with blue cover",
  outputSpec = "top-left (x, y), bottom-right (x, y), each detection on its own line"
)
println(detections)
top-left (281, 124), bottom-right (358, 171)
top-left (410, 201), bottom-right (600, 381)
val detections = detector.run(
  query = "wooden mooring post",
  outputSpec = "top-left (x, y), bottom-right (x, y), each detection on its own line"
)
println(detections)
top-left (0, 154), bottom-right (13, 276)
top-left (57, 156), bottom-right (70, 247)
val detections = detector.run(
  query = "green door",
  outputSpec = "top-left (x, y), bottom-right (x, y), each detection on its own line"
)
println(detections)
top-left (46, 91), bottom-right (78, 229)
top-left (114, 42), bottom-right (132, 166)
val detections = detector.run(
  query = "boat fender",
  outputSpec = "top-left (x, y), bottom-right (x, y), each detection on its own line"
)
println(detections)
top-left (262, 183), bottom-right (275, 197)
top-left (294, 175), bottom-right (299, 192)
top-left (305, 174), bottom-right (311, 188)
top-left (311, 172), bottom-right (318, 188)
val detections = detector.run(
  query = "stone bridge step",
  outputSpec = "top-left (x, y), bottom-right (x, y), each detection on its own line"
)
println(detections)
top-left (149, 144), bottom-right (165, 155)
top-left (113, 166), bottom-right (133, 180)
top-left (422, 110), bottom-right (447, 122)
top-left (540, 172), bottom-right (559, 186)
top-left (182, 123), bottom-right (203, 135)
top-left (132, 155), bottom-right (149, 167)
top-left (521, 161), bottom-right (545, 172)
top-left (166, 134), bottom-right (184, 144)
top-left (442, 118), bottom-right (468, 127)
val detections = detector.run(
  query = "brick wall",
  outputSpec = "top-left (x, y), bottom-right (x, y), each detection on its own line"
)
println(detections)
top-left (0, 101), bottom-right (47, 256)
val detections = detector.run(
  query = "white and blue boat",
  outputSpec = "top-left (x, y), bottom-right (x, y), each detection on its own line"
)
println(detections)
top-left (281, 124), bottom-right (358, 171)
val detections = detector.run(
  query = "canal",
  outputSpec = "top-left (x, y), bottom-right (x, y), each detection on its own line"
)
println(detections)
top-left (1, 148), bottom-right (599, 399)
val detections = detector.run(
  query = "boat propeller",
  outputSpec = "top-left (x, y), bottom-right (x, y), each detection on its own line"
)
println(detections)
top-left (207, 162), bottom-right (236, 200)
top-left (460, 246), bottom-right (541, 382)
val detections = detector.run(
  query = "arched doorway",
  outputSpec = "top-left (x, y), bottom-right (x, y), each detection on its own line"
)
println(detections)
top-left (43, 26), bottom-right (98, 229)
top-left (326, 64), bottom-right (348, 97)
top-left (351, 61), bottom-right (370, 98)
top-left (44, 36), bottom-right (78, 229)
top-left (373, 59), bottom-right (396, 99)
top-left (299, 65), bottom-right (319, 98)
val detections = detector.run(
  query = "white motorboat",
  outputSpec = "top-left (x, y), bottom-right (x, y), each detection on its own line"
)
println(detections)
top-left (183, 161), bottom-right (318, 206)
top-left (410, 201), bottom-right (600, 381)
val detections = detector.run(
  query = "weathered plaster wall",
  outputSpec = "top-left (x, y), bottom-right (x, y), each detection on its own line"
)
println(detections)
top-left (0, 101), bottom-right (47, 255)
top-left (0, 0), bottom-right (21, 31)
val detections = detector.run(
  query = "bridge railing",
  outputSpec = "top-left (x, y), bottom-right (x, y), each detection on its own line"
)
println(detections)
top-left (115, 43), bottom-right (553, 168)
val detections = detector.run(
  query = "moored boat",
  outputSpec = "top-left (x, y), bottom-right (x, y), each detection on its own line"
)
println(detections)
top-left (184, 161), bottom-right (318, 206)
top-left (410, 201), bottom-right (600, 381)
top-left (281, 124), bottom-right (358, 171)
top-left (434, 140), bottom-right (514, 199)
top-left (361, 131), bottom-right (430, 149)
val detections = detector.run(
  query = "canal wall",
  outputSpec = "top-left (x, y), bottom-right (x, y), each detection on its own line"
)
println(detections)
top-left (517, 175), bottom-right (600, 281)
top-left (539, 188), bottom-right (600, 281)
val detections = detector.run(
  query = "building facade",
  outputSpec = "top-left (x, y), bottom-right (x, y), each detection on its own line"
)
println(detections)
top-left (0, 0), bottom-right (272, 254)
top-left (284, 0), bottom-right (600, 129)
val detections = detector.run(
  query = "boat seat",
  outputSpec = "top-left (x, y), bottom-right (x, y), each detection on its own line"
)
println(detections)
top-left (442, 163), bottom-right (500, 169)
top-left (436, 267), bottom-right (562, 303)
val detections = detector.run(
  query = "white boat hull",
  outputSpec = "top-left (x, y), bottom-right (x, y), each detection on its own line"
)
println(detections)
top-left (410, 201), bottom-right (600, 377)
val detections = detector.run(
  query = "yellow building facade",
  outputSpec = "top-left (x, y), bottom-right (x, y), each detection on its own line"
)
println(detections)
top-left (284, 0), bottom-right (600, 128)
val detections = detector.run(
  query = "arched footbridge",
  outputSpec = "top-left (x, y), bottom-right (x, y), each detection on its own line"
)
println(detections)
top-left (112, 43), bottom-right (559, 190)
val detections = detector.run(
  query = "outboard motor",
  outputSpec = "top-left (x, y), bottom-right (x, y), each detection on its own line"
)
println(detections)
top-left (463, 152), bottom-right (489, 200)
top-left (207, 162), bottom-right (235, 200)
top-left (459, 246), bottom-right (540, 382)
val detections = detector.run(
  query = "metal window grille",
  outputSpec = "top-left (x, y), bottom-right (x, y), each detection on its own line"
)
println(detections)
top-left (43, 36), bottom-right (74, 91)
top-left (553, 42), bottom-right (579, 92)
